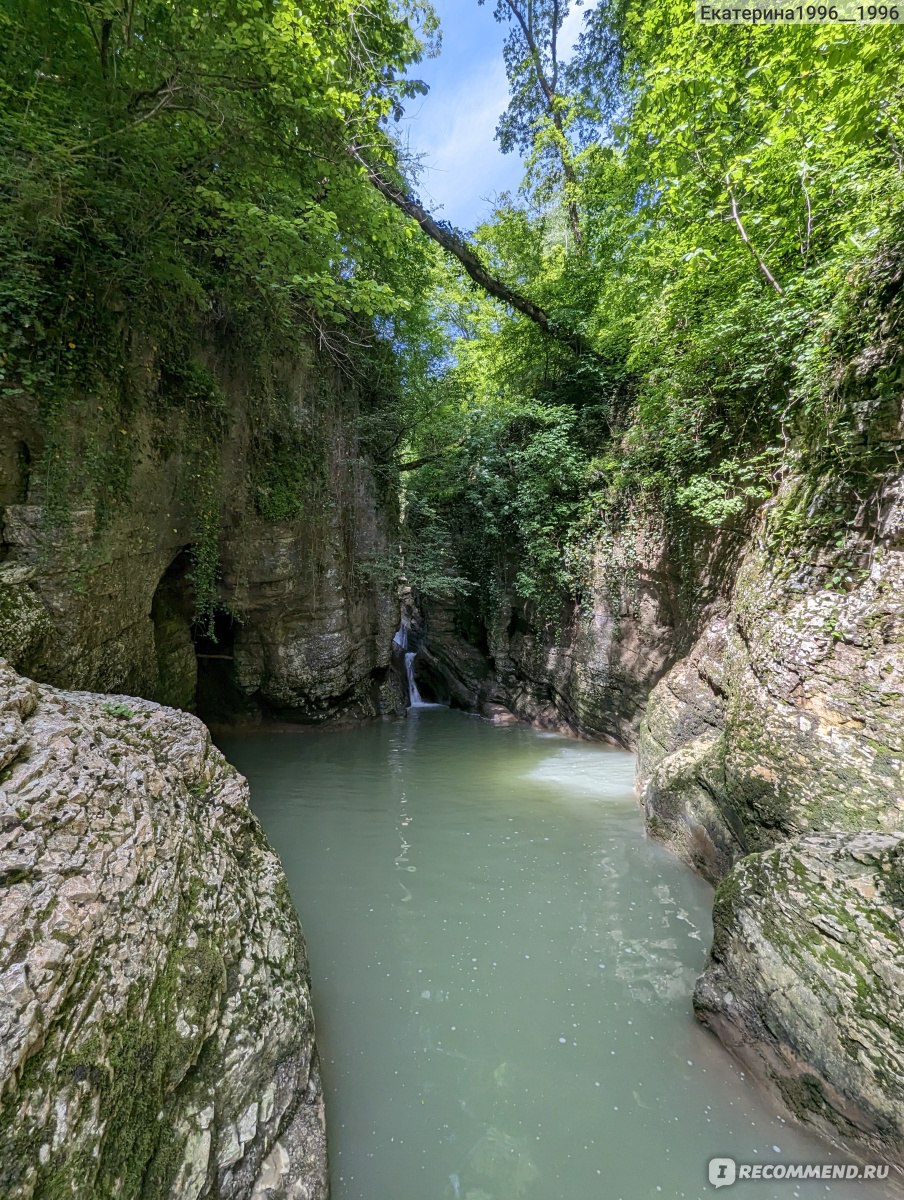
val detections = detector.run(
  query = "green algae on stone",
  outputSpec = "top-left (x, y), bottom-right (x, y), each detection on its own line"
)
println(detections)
top-left (695, 832), bottom-right (904, 1162)
top-left (0, 661), bottom-right (328, 1200)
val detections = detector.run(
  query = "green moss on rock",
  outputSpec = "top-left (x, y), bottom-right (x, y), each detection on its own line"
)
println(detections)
top-left (0, 663), bottom-right (328, 1200)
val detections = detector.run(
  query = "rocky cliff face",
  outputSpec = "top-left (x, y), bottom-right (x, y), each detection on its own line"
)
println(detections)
top-left (416, 462), bottom-right (904, 1162)
top-left (0, 347), bottom-right (402, 725)
top-left (631, 470), bottom-right (904, 1159)
top-left (638, 476), bottom-right (904, 884)
top-left (694, 833), bottom-right (904, 1159)
top-left (0, 660), bottom-right (328, 1199)
top-left (414, 512), bottom-right (721, 745)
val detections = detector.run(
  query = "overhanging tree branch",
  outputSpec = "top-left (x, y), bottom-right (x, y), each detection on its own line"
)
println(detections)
top-left (348, 145), bottom-right (592, 356)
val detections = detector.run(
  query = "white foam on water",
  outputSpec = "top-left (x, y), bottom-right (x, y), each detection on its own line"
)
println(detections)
top-left (527, 746), bottom-right (636, 798)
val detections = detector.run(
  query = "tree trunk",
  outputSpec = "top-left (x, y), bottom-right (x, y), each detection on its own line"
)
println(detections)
top-left (349, 146), bottom-right (591, 357)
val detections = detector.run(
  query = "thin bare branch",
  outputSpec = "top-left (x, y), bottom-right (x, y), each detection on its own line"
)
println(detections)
top-left (725, 175), bottom-right (784, 295)
top-left (69, 85), bottom-right (184, 153)
top-left (551, 0), bottom-right (560, 94)
top-left (800, 174), bottom-right (813, 264)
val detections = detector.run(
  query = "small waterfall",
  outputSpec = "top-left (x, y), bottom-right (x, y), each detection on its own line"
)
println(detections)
top-left (394, 620), bottom-right (433, 707)
top-left (404, 650), bottom-right (428, 707)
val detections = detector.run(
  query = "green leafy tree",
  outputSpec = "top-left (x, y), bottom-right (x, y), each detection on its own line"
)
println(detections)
top-left (479, 0), bottom-right (591, 248)
top-left (402, 2), bottom-right (904, 622)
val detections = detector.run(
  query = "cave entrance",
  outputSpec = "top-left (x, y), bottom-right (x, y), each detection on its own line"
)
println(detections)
top-left (150, 549), bottom-right (198, 711)
top-left (151, 550), bottom-right (247, 720)
top-left (194, 607), bottom-right (248, 724)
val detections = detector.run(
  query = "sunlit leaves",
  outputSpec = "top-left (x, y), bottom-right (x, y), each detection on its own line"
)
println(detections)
top-left (402, 0), bottom-right (903, 617)
top-left (0, 0), bottom-right (441, 408)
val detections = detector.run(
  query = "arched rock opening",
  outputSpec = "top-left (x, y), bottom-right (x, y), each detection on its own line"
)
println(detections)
top-left (150, 549), bottom-right (197, 711)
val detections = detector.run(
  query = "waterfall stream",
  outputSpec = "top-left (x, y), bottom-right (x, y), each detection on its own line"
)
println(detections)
top-left (404, 650), bottom-right (427, 707)
top-left (394, 622), bottom-right (431, 708)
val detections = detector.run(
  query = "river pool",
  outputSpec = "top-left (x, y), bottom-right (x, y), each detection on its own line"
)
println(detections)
top-left (221, 708), bottom-right (889, 1200)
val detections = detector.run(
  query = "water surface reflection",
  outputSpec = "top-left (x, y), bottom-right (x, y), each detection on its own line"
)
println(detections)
top-left (221, 709), bottom-right (885, 1200)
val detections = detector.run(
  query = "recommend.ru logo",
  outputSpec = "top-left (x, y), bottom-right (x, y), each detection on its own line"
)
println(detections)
top-left (708, 1157), bottom-right (890, 1188)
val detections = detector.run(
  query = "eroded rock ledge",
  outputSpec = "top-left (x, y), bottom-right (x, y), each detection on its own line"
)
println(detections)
top-left (0, 661), bottom-right (328, 1199)
top-left (638, 503), bottom-right (904, 884)
top-left (637, 473), bottom-right (904, 1160)
top-left (695, 833), bottom-right (904, 1160)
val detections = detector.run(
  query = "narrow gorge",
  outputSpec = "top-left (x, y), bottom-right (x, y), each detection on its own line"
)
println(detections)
top-left (1, 1), bottom-right (903, 1198)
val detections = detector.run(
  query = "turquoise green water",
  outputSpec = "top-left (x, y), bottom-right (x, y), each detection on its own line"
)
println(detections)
top-left (221, 709), bottom-right (889, 1200)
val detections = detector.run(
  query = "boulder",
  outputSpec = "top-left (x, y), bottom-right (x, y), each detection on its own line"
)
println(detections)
top-left (0, 662), bottom-right (328, 1199)
top-left (695, 832), bottom-right (904, 1161)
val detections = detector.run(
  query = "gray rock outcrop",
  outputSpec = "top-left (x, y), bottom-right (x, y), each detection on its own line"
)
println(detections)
top-left (0, 661), bottom-right (328, 1199)
top-left (638, 485), bottom-right (904, 884)
top-left (695, 833), bottom-right (904, 1160)
top-left (637, 470), bottom-right (904, 1160)
top-left (416, 513), bottom-right (708, 744)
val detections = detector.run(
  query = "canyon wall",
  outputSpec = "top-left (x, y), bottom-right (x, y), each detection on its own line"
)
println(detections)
top-left (638, 475), bottom-right (904, 885)
top-left (413, 512), bottom-right (729, 746)
top-left (694, 831), bottom-right (904, 1163)
top-left (0, 344), bottom-right (404, 725)
top-left (414, 464), bottom-right (904, 1162)
top-left (0, 328), bottom-right (409, 1199)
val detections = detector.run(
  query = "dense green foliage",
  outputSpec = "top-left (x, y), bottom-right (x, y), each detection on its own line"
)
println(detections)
top-left (402, 2), bottom-right (904, 621)
top-left (0, 0), bottom-right (436, 374)
top-left (2, 1), bottom-right (902, 632)
top-left (0, 0), bottom-right (440, 623)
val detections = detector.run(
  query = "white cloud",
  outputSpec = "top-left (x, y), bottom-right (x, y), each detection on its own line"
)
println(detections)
top-left (401, 59), bottom-right (522, 231)
top-left (558, 0), bottom-right (600, 58)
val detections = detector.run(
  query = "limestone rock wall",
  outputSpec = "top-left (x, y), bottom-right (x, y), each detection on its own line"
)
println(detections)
top-left (416, 514), bottom-right (719, 746)
top-left (0, 660), bottom-right (328, 1199)
top-left (694, 833), bottom-right (904, 1160)
top-left (632, 469), bottom-right (904, 1160)
top-left (0, 348), bottom-right (401, 724)
top-left (638, 478), bottom-right (904, 884)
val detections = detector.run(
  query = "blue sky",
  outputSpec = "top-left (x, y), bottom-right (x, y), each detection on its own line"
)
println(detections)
top-left (399, 0), bottom-right (595, 232)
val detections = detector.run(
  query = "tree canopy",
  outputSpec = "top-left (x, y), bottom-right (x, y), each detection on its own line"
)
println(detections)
top-left (2, 0), bottom-right (902, 621)
top-left (0, 0), bottom-right (439, 402)
top-left (399, 1), bottom-right (904, 615)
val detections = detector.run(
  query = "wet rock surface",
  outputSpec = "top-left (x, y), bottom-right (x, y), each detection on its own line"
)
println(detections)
top-left (0, 661), bottom-right (328, 1199)
top-left (417, 521), bottom-right (698, 745)
top-left (695, 832), bottom-right (904, 1162)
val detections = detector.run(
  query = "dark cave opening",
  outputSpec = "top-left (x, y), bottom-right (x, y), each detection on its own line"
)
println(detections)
top-left (194, 607), bottom-right (249, 724)
top-left (150, 549), bottom-right (198, 712)
top-left (151, 550), bottom-right (253, 721)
